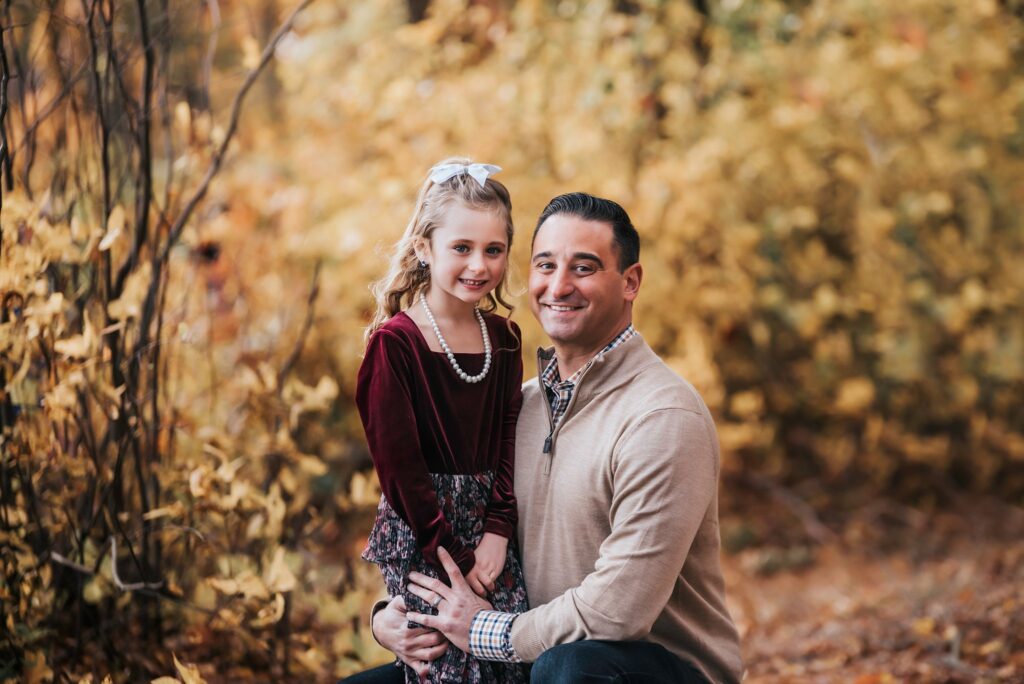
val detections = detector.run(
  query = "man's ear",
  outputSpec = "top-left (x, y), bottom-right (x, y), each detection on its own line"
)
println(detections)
top-left (623, 263), bottom-right (643, 302)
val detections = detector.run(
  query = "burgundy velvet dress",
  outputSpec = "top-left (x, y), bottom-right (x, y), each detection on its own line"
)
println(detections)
top-left (356, 311), bottom-right (528, 684)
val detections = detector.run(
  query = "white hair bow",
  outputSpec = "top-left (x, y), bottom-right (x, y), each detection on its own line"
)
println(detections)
top-left (428, 162), bottom-right (502, 188)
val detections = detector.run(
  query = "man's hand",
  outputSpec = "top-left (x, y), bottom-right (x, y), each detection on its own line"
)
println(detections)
top-left (372, 595), bottom-right (448, 679)
top-left (406, 547), bottom-right (493, 653)
top-left (466, 532), bottom-right (508, 597)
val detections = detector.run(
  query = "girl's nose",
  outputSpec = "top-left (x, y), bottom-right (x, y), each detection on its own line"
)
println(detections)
top-left (468, 252), bottom-right (486, 273)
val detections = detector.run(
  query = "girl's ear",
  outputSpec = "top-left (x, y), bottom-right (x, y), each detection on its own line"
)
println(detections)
top-left (412, 236), bottom-right (431, 266)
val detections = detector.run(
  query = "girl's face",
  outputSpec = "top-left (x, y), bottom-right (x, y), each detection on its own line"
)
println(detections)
top-left (420, 202), bottom-right (509, 309)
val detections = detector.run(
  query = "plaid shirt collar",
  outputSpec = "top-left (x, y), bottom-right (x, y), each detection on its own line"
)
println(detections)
top-left (541, 325), bottom-right (638, 428)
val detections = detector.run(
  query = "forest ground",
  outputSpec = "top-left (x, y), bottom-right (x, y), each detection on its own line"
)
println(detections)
top-left (162, 495), bottom-right (1023, 683)
top-left (724, 496), bottom-right (1024, 682)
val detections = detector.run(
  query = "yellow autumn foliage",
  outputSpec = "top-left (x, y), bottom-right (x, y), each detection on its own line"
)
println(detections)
top-left (0, 0), bottom-right (1022, 681)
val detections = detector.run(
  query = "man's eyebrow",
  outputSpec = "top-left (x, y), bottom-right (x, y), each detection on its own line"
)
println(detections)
top-left (573, 252), bottom-right (604, 267)
top-left (530, 251), bottom-right (605, 267)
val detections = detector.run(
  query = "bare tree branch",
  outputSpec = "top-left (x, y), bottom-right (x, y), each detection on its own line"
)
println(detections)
top-left (203, 0), bottom-right (221, 103)
top-left (278, 260), bottom-right (322, 389)
top-left (162, 0), bottom-right (314, 263)
top-left (0, 21), bottom-right (12, 202)
top-left (110, 536), bottom-right (163, 591)
top-left (133, 0), bottom-right (315, 372)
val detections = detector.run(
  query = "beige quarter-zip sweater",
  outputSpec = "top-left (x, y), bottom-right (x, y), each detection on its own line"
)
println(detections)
top-left (510, 335), bottom-right (743, 684)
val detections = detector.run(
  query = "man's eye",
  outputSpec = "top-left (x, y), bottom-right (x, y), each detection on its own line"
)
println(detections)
top-left (573, 265), bottom-right (595, 274)
top-left (534, 262), bottom-right (554, 271)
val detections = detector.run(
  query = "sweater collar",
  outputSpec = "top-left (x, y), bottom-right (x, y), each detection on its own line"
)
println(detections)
top-left (534, 334), bottom-right (657, 405)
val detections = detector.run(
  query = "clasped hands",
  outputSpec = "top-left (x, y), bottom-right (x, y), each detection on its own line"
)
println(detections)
top-left (373, 546), bottom-right (497, 675)
top-left (406, 546), bottom-right (494, 653)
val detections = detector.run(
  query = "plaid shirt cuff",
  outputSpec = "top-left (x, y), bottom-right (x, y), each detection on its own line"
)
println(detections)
top-left (468, 610), bottom-right (521, 662)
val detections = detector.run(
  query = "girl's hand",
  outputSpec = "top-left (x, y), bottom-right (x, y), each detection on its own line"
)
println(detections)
top-left (465, 532), bottom-right (507, 597)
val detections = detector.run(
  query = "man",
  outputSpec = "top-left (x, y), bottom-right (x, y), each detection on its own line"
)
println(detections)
top-left (351, 193), bottom-right (742, 683)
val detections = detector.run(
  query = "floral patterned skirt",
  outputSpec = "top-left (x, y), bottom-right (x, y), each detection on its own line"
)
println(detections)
top-left (362, 471), bottom-right (529, 684)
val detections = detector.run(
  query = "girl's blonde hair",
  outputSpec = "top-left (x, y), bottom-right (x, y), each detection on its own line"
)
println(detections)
top-left (366, 157), bottom-right (515, 341)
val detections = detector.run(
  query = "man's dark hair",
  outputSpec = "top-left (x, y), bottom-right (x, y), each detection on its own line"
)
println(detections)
top-left (532, 192), bottom-right (640, 272)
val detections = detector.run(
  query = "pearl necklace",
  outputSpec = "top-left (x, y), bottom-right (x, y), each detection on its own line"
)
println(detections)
top-left (419, 291), bottom-right (492, 383)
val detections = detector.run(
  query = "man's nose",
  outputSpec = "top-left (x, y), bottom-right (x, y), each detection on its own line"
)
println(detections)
top-left (549, 268), bottom-right (574, 298)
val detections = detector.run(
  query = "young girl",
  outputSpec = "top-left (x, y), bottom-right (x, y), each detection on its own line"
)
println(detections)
top-left (356, 158), bottom-right (528, 683)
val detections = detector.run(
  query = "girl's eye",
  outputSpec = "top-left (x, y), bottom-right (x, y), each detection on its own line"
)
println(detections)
top-left (486, 246), bottom-right (506, 256)
top-left (453, 244), bottom-right (470, 253)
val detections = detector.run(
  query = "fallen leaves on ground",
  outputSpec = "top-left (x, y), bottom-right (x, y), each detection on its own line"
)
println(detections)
top-left (726, 500), bottom-right (1024, 682)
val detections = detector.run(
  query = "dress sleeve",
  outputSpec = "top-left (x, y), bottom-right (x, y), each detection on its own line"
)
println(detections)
top-left (483, 320), bottom-right (523, 540)
top-left (356, 329), bottom-right (476, 575)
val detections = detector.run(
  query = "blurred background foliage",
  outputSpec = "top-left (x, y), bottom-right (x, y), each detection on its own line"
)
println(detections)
top-left (1, 0), bottom-right (1023, 680)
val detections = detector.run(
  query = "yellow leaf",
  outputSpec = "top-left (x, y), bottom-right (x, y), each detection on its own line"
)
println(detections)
top-left (99, 205), bottom-right (126, 251)
top-left (209, 572), bottom-right (269, 600)
top-left (250, 592), bottom-right (286, 628)
top-left (912, 617), bottom-right (935, 636)
top-left (173, 654), bottom-right (207, 684)
top-left (216, 606), bottom-right (244, 628)
top-left (189, 466), bottom-right (211, 498)
top-left (219, 480), bottom-right (250, 511)
top-left (292, 646), bottom-right (325, 674)
top-left (314, 375), bottom-right (340, 402)
top-left (54, 315), bottom-right (96, 359)
top-left (202, 442), bottom-right (230, 462)
top-left (835, 377), bottom-right (875, 415)
top-left (264, 546), bottom-right (297, 593)
top-left (349, 471), bottom-right (381, 507)
top-left (23, 650), bottom-right (53, 684)
top-left (107, 262), bottom-right (152, 321)
top-left (143, 501), bottom-right (184, 521)
top-left (25, 291), bottom-right (64, 325)
top-left (207, 577), bottom-right (239, 595)
top-left (237, 572), bottom-right (270, 600)
top-left (241, 36), bottom-right (261, 70)
top-left (83, 577), bottom-right (109, 604)
top-left (173, 101), bottom-right (191, 137)
top-left (729, 390), bottom-right (764, 419)
top-left (215, 458), bottom-right (245, 483)
top-left (297, 454), bottom-right (328, 477)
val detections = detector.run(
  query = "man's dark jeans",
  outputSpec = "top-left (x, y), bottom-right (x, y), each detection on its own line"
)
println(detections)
top-left (341, 640), bottom-right (709, 683)
top-left (339, 662), bottom-right (403, 684)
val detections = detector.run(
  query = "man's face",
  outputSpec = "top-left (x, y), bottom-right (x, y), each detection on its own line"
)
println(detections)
top-left (529, 214), bottom-right (641, 356)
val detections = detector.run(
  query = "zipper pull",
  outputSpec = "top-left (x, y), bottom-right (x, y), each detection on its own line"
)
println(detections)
top-left (543, 434), bottom-right (552, 454)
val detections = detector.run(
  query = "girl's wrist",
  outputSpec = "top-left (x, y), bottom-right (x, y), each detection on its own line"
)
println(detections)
top-left (484, 530), bottom-right (509, 544)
